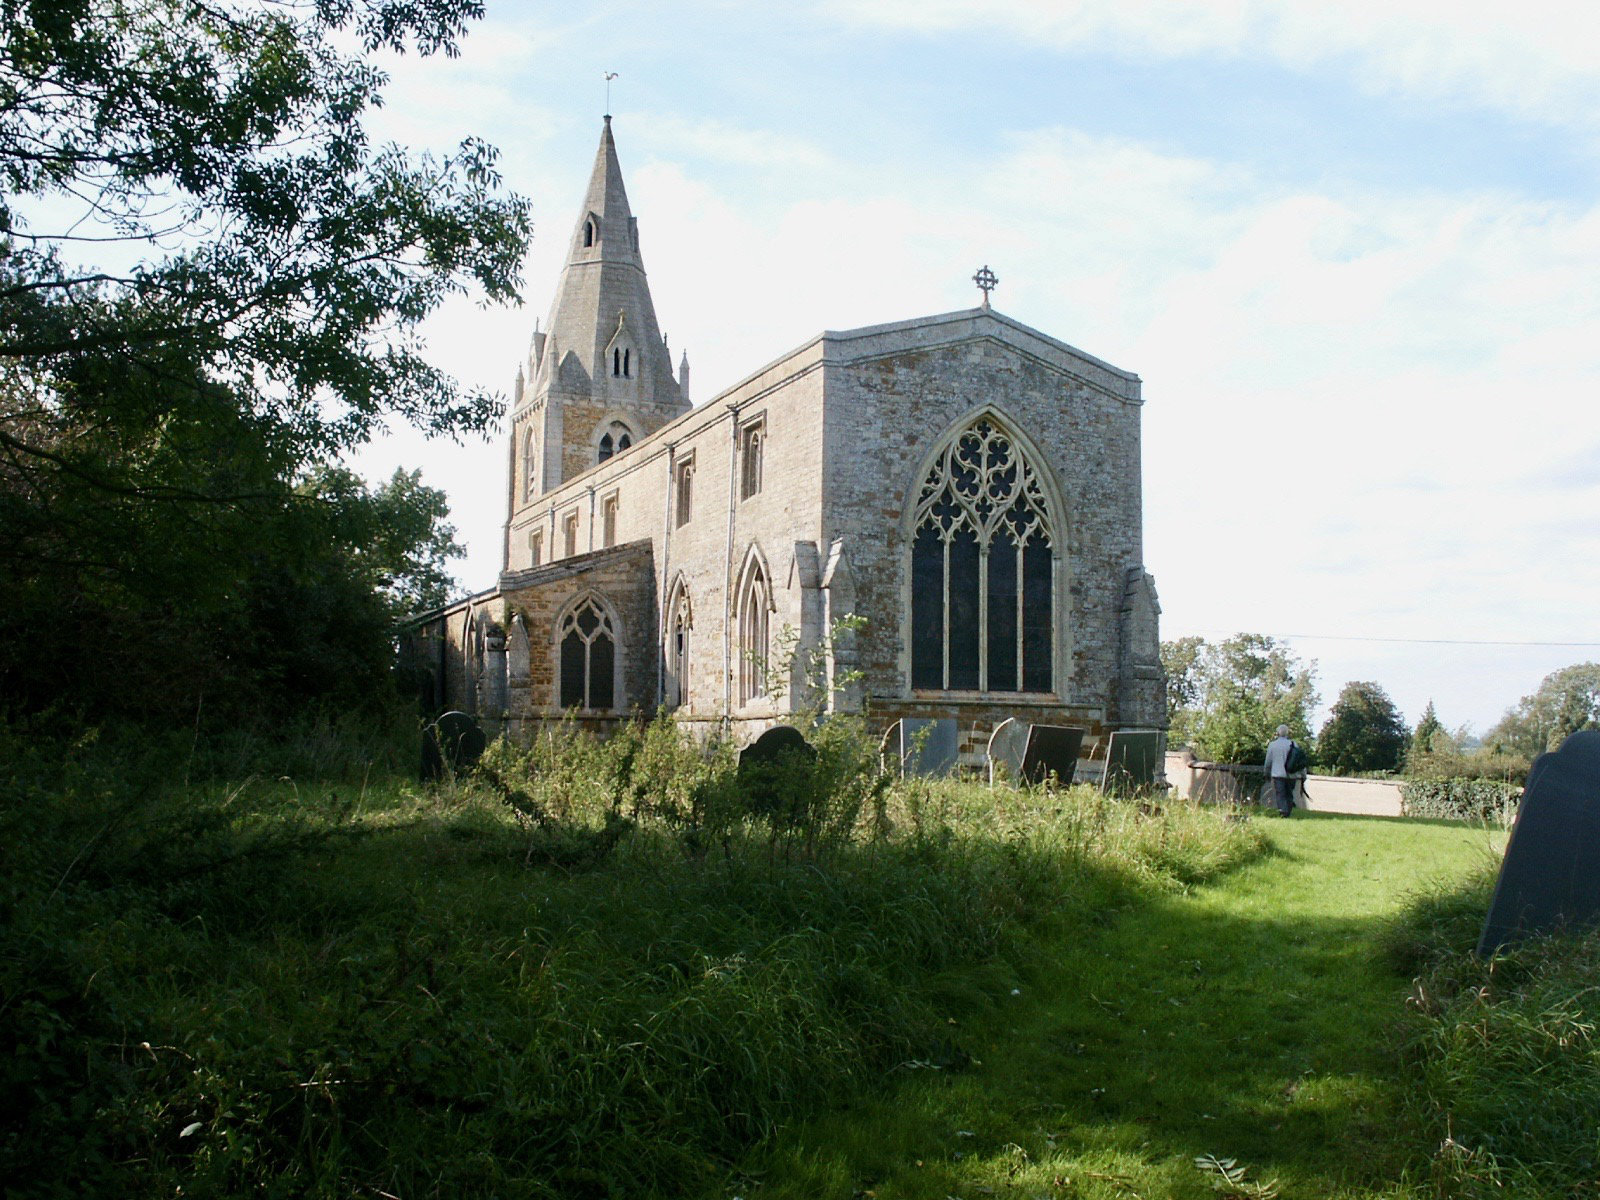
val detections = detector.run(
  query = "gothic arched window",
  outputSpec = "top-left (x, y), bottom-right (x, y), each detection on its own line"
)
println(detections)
top-left (584, 218), bottom-right (596, 248)
top-left (910, 418), bottom-right (1054, 693)
top-left (597, 420), bottom-right (634, 464)
top-left (522, 428), bottom-right (538, 500)
top-left (737, 557), bottom-right (770, 705)
top-left (664, 581), bottom-right (691, 710)
top-left (558, 595), bottom-right (618, 711)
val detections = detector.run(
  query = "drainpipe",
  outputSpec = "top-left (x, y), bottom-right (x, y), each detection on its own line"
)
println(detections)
top-left (722, 407), bottom-right (740, 726)
top-left (659, 444), bottom-right (675, 710)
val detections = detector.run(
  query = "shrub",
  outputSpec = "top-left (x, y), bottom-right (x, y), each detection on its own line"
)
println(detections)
top-left (1399, 778), bottom-right (1520, 822)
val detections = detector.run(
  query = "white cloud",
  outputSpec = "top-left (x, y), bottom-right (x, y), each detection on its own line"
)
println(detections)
top-left (822, 0), bottom-right (1600, 130)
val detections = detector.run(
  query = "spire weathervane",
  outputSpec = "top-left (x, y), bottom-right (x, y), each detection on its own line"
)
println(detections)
top-left (604, 71), bottom-right (619, 117)
top-left (973, 264), bottom-right (998, 308)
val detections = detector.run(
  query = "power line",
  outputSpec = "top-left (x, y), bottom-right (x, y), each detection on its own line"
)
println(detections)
top-left (1193, 630), bottom-right (1600, 649)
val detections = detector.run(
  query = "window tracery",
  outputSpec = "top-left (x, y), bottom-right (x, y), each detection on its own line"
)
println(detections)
top-left (558, 595), bottom-right (617, 711)
top-left (910, 418), bottom-right (1054, 693)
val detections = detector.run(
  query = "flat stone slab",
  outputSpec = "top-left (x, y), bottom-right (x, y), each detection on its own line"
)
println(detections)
top-left (1479, 730), bottom-right (1600, 955)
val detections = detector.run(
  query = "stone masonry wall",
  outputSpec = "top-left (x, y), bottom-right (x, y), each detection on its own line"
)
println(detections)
top-left (819, 310), bottom-right (1150, 747)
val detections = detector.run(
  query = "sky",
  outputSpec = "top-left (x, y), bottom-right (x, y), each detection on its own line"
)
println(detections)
top-left (353, 0), bottom-right (1600, 735)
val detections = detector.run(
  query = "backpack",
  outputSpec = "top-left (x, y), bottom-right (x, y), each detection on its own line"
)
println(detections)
top-left (1285, 740), bottom-right (1309, 774)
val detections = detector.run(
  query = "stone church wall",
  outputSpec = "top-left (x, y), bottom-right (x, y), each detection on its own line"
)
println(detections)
top-left (818, 312), bottom-right (1155, 742)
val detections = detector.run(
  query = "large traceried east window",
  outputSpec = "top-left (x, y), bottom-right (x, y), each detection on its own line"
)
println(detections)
top-left (910, 418), bottom-right (1054, 693)
top-left (558, 595), bottom-right (617, 711)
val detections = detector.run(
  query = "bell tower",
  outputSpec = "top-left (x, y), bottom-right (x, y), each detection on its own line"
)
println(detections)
top-left (505, 116), bottom-right (691, 552)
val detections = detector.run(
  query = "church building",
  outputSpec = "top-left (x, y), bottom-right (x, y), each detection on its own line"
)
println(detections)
top-left (405, 117), bottom-right (1165, 762)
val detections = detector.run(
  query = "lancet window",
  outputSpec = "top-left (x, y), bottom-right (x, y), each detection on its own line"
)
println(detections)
top-left (558, 595), bottom-right (617, 711)
top-left (664, 582), bottom-right (691, 710)
top-left (737, 559), bottom-right (770, 705)
top-left (910, 418), bottom-right (1054, 693)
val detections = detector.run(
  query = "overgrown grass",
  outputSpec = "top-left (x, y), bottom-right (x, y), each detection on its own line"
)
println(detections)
top-left (0, 717), bottom-right (1263, 1198)
top-left (1384, 867), bottom-right (1600, 1198)
top-left (725, 812), bottom-right (1495, 1199)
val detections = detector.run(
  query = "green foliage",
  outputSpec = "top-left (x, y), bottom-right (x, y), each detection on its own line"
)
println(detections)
top-left (1161, 633), bottom-right (1318, 763)
top-left (1411, 699), bottom-right (1443, 759)
top-left (1484, 662), bottom-right (1600, 759)
top-left (1388, 868), bottom-right (1600, 1199)
top-left (1316, 680), bottom-right (1409, 775)
top-left (0, 716), bottom-right (1265, 1198)
top-left (1398, 778), bottom-right (1521, 822)
top-left (0, 0), bottom-right (523, 728)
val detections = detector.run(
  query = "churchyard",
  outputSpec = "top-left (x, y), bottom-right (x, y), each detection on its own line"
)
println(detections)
top-left (6, 713), bottom-right (1597, 1199)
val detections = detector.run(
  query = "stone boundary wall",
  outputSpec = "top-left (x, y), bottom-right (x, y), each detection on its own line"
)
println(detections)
top-left (1164, 750), bottom-right (1404, 818)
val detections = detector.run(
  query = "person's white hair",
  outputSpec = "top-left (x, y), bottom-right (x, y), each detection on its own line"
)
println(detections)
top-left (1276, 724), bottom-right (1290, 737)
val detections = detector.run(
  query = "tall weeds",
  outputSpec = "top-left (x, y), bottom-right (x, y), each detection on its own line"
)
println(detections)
top-left (1, 713), bottom-right (1263, 1198)
top-left (1385, 869), bottom-right (1600, 1198)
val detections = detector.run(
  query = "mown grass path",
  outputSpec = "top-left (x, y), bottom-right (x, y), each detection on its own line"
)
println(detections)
top-left (732, 813), bottom-right (1496, 1200)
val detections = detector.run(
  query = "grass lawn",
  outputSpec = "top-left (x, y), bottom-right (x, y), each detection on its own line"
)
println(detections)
top-left (727, 811), bottom-right (1499, 1199)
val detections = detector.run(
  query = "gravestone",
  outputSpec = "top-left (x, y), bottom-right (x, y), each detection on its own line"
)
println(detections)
top-left (739, 725), bottom-right (816, 771)
top-left (987, 717), bottom-right (1030, 785)
top-left (738, 725), bottom-right (818, 825)
top-left (882, 717), bottom-right (960, 778)
top-left (1478, 730), bottom-right (1600, 955)
top-left (1019, 724), bottom-right (1084, 787)
top-left (1102, 730), bottom-right (1163, 795)
top-left (421, 710), bottom-right (487, 780)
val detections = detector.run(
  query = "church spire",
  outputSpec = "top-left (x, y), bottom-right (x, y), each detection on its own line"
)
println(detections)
top-left (517, 116), bottom-right (688, 496)
top-left (536, 117), bottom-right (681, 407)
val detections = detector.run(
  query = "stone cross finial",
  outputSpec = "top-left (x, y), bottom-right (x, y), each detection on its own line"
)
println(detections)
top-left (973, 264), bottom-right (998, 307)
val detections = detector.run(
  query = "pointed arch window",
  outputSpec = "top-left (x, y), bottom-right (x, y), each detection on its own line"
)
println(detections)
top-left (583, 218), bottom-right (597, 248)
top-left (522, 428), bottom-right (538, 501)
top-left (665, 582), bottom-right (691, 710)
top-left (597, 420), bottom-right (634, 464)
top-left (738, 416), bottom-right (764, 500)
top-left (558, 595), bottom-right (618, 711)
top-left (910, 418), bottom-right (1054, 693)
top-left (738, 558), bottom-right (771, 705)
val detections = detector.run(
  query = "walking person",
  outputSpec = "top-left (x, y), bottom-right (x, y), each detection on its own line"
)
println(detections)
top-left (1263, 724), bottom-right (1302, 817)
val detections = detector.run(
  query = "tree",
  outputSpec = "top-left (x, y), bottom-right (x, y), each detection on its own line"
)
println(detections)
top-left (0, 1), bottom-right (526, 726)
top-left (1412, 699), bottom-right (1443, 757)
top-left (1485, 663), bottom-right (1600, 759)
top-left (1161, 634), bottom-right (1318, 764)
top-left (1160, 635), bottom-right (1205, 745)
top-left (1317, 681), bottom-right (1409, 775)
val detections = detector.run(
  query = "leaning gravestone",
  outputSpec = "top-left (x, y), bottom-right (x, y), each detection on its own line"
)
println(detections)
top-left (987, 718), bottom-right (1030, 785)
top-left (1102, 729), bottom-right (1163, 795)
top-left (421, 710), bottom-right (487, 780)
top-left (1478, 730), bottom-right (1600, 955)
top-left (1020, 724), bottom-right (1084, 787)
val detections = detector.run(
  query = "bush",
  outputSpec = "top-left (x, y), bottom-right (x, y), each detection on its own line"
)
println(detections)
top-left (1399, 778), bottom-right (1520, 822)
